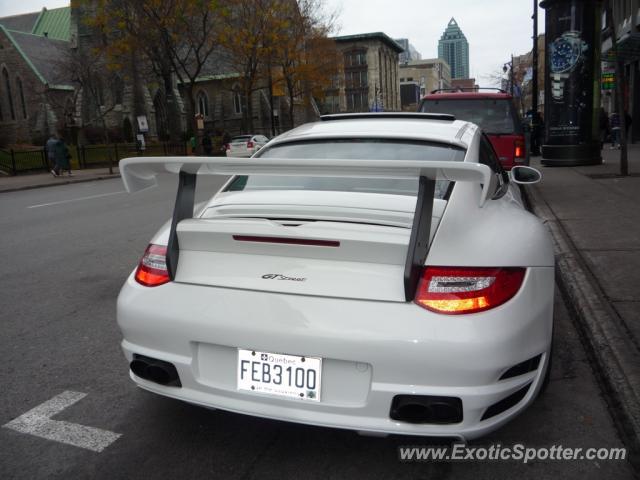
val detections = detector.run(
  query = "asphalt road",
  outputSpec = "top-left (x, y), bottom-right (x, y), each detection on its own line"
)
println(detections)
top-left (0, 178), bottom-right (635, 479)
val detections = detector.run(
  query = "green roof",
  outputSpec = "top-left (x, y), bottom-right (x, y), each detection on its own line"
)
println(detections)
top-left (31, 6), bottom-right (70, 41)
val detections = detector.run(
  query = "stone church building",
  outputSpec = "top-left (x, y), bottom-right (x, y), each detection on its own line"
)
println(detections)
top-left (0, 4), bottom-right (402, 147)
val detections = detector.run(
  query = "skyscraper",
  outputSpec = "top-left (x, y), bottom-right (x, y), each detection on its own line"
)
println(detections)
top-left (394, 38), bottom-right (422, 64)
top-left (438, 18), bottom-right (469, 79)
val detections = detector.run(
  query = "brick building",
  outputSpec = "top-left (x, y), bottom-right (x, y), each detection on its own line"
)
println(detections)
top-left (320, 32), bottom-right (402, 113)
top-left (399, 58), bottom-right (451, 109)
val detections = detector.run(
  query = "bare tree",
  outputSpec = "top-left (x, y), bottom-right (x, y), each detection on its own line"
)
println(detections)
top-left (272, 0), bottom-right (340, 130)
top-left (220, 0), bottom-right (285, 132)
top-left (58, 47), bottom-right (119, 145)
top-left (91, 0), bottom-right (227, 136)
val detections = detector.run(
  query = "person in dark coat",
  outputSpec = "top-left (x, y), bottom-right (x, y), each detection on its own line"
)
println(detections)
top-left (599, 108), bottom-right (610, 150)
top-left (46, 134), bottom-right (59, 176)
top-left (202, 133), bottom-right (213, 156)
top-left (53, 136), bottom-right (72, 176)
top-left (610, 112), bottom-right (620, 148)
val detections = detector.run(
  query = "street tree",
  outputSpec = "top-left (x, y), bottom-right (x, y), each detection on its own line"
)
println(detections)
top-left (219, 0), bottom-right (285, 133)
top-left (59, 46), bottom-right (119, 145)
top-left (272, 0), bottom-right (339, 131)
top-left (90, 0), bottom-right (229, 136)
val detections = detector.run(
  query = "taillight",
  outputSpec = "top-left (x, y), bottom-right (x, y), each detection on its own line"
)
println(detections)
top-left (414, 267), bottom-right (525, 314)
top-left (135, 244), bottom-right (170, 287)
top-left (225, 143), bottom-right (230, 151)
top-left (514, 139), bottom-right (525, 159)
top-left (247, 141), bottom-right (254, 149)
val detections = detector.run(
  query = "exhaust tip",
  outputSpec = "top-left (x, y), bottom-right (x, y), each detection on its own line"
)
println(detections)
top-left (130, 359), bottom-right (149, 379)
top-left (390, 395), bottom-right (462, 424)
top-left (129, 354), bottom-right (182, 387)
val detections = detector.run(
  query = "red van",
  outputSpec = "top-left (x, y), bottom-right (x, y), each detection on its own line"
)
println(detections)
top-left (418, 89), bottom-right (527, 170)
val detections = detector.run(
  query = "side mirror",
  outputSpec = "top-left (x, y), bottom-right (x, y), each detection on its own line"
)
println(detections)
top-left (509, 165), bottom-right (542, 184)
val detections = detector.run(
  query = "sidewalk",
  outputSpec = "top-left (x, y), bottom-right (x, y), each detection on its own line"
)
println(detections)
top-left (526, 144), bottom-right (640, 456)
top-left (0, 167), bottom-right (120, 193)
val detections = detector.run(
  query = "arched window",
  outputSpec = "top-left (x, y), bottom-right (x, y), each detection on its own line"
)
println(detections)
top-left (197, 90), bottom-right (209, 117)
top-left (153, 90), bottom-right (169, 140)
top-left (16, 76), bottom-right (27, 119)
top-left (233, 85), bottom-right (242, 115)
top-left (2, 68), bottom-right (15, 120)
top-left (95, 78), bottom-right (104, 106)
top-left (64, 98), bottom-right (75, 127)
top-left (111, 75), bottom-right (124, 105)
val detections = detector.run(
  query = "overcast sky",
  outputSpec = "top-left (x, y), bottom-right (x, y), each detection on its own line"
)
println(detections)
top-left (0, 0), bottom-right (545, 86)
top-left (326, 0), bottom-right (546, 85)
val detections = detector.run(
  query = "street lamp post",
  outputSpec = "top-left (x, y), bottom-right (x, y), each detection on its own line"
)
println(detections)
top-left (531, 0), bottom-right (541, 156)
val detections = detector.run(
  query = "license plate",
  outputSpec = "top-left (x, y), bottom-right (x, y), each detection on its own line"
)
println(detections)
top-left (237, 349), bottom-right (322, 401)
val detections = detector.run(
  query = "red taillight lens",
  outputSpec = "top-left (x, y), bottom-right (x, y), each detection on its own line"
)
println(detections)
top-left (225, 143), bottom-right (230, 151)
top-left (514, 139), bottom-right (525, 158)
top-left (414, 267), bottom-right (526, 314)
top-left (247, 141), bottom-right (254, 149)
top-left (135, 244), bottom-right (170, 287)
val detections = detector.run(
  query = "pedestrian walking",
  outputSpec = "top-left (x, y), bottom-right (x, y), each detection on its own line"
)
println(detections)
top-left (189, 135), bottom-right (197, 155)
top-left (53, 135), bottom-right (72, 176)
top-left (599, 108), bottom-right (610, 150)
top-left (46, 134), bottom-right (59, 176)
top-left (610, 112), bottom-right (620, 149)
top-left (202, 133), bottom-right (213, 156)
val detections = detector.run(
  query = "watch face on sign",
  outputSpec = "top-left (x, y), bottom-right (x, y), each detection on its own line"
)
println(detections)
top-left (550, 31), bottom-right (586, 74)
top-left (551, 40), bottom-right (576, 73)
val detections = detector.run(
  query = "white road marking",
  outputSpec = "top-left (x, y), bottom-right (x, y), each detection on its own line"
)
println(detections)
top-left (27, 190), bottom-right (126, 209)
top-left (2, 391), bottom-right (121, 452)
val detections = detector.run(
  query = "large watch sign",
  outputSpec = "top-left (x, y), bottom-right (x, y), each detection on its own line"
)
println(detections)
top-left (540, 0), bottom-right (602, 165)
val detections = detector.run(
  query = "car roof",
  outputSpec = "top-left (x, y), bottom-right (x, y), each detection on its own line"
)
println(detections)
top-left (269, 113), bottom-right (477, 149)
top-left (423, 92), bottom-right (513, 100)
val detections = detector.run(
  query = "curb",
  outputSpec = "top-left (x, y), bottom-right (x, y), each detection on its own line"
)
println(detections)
top-left (0, 174), bottom-right (121, 194)
top-left (524, 184), bottom-right (640, 465)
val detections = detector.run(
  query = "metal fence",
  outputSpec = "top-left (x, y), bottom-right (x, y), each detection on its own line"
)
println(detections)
top-left (0, 148), bottom-right (48, 175)
top-left (0, 142), bottom-right (189, 176)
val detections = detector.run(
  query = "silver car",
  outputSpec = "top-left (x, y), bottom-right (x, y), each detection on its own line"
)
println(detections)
top-left (225, 134), bottom-right (269, 157)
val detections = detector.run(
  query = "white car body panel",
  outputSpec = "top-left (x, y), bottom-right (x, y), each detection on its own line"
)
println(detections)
top-left (117, 115), bottom-right (554, 440)
top-left (118, 265), bottom-right (553, 440)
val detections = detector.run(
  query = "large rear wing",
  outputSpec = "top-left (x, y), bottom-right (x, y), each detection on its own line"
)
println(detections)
top-left (120, 156), bottom-right (495, 301)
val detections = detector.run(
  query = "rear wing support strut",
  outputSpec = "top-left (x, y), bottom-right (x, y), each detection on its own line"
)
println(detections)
top-left (404, 177), bottom-right (435, 301)
top-left (167, 171), bottom-right (197, 280)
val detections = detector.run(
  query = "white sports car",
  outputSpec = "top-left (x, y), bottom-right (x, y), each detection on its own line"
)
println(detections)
top-left (117, 113), bottom-right (554, 441)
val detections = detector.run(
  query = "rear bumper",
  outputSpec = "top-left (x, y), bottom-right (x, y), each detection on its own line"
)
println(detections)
top-left (117, 267), bottom-right (554, 440)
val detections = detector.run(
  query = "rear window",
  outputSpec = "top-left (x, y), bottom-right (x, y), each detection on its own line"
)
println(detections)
top-left (225, 139), bottom-right (465, 198)
top-left (231, 135), bottom-right (252, 142)
top-left (420, 98), bottom-right (520, 135)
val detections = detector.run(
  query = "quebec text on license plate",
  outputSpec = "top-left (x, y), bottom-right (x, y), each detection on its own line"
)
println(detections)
top-left (237, 349), bottom-right (322, 402)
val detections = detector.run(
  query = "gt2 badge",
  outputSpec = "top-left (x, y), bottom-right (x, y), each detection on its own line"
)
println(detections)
top-left (262, 274), bottom-right (307, 282)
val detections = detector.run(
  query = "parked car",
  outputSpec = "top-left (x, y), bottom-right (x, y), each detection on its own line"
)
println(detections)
top-left (225, 134), bottom-right (269, 157)
top-left (118, 112), bottom-right (554, 441)
top-left (419, 89), bottom-right (528, 169)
